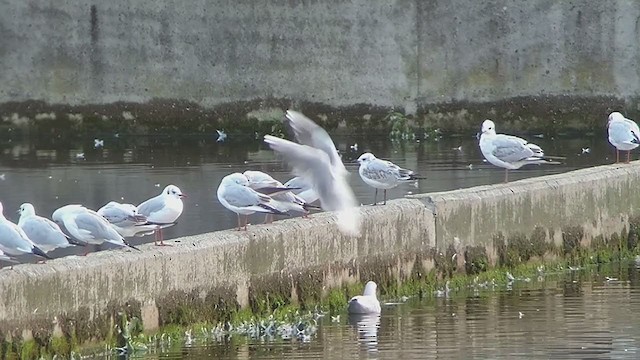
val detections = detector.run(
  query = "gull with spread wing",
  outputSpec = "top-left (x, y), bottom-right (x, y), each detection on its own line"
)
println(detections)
top-left (264, 110), bottom-right (360, 236)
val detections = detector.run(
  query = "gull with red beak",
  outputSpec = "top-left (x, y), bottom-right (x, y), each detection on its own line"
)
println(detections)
top-left (137, 184), bottom-right (185, 246)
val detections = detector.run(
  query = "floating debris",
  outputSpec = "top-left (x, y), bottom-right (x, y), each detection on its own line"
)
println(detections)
top-left (216, 129), bottom-right (227, 142)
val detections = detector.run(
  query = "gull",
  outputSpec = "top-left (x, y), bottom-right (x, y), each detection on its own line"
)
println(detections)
top-left (581, 147), bottom-right (591, 154)
top-left (479, 119), bottom-right (560, 182)
top-left (0, 201), bottom-right (51, 261)
top-left (356, 152), bottom-right (421, 205)
top-left (216, 130), bottom-right (227, 142)
top-left (94, 139), bottom-right (104, 148)
top-left (350, 143), bottom-right (359, 151)
top-left (137, 185), bottom-right (185, 246)
top-left (217, 173), bottom-right (289, 231)
top-left (283, 176), bottom-right (319, 204)
top-left (506, 272), bottom-right (515, 282)
top-left (52, 204), bottom-right (139, 254)
top-left (97, 201), bottom-right (161, 238)
top-left (264, 110), bottom-right (360, 236)
top-left (243, 170), bottom-right (319, 222)
top-left (18, 203), bottom-right (76, 253)
top-left (607, 112), bottom-right (640, 163)
top-left (347, 281), bottom-right (381, 314)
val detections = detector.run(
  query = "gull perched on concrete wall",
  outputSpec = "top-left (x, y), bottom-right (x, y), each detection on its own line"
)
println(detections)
top-left (97, 201), bottom-right (161, 238)
top-left (18, 203), bottom-right (76, 253)
top-left (479, 119), bottom-right (560, 182)
top-left (356, 152), bottom-right (421, 205)
top-left (607, 111), bottom-right (640, 163)
top-left (347, 281), bottom-right (382, 314)
top-left (283, 176), bottom-right (319, 204)
top-left (52, 204), bottom-right (139, 254)
top-left (0, 201), bottom-right (51, 261)
top-left (243, 170), bottom-right (319, 222)
top-left (264, 110), bottom-right (361, 237)
top-left (137, 185), bottom-right (185, 246)
top-left (217, 172), bottom-right (290, 231)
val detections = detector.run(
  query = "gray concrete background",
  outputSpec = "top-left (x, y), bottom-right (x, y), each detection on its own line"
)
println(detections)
top-left (1, 1), bottom-right (639, 113)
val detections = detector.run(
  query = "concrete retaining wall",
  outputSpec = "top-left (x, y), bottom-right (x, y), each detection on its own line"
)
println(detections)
top-left (2, 1), bottom-right (640, 120)
top-left (1, 162), bottom-right (640, 345)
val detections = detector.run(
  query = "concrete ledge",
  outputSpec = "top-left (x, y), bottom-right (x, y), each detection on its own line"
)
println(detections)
top-left (2, 162), bottom-right (640, 344)
top-left (0, 198), bottom-right (434, 337)
top-left (410, 162), bottom-right (640, 263)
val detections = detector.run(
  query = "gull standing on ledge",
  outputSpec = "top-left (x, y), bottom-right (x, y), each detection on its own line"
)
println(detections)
top-left (284, 176), bottom-right (319, 204)
top-left (97, 201), bottom-right (159, 238)
top-left (18, 203), bottom-right (76, 253)
top-left (217, 173), bottom-right (289, 231)
top-left (264, 110), bottom-right (360, 236)
top-left (0, 201), bottom-right (52, 261)
top-left (607, 111), bottom-right (640, 163)
top-left (137, 185), bottom-right (185, 246)
top-left (479, 119), bottom-right (559, 182)
top-left (347, 281), bottom-right (382, 314)
top-left (356, 152), bottom-right (421, 205)
top-left (52, 204), bottom-right (140, 254)
top-left (243, 170), bottom-right (319, 222)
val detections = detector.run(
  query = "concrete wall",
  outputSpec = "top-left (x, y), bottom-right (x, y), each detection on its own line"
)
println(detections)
top-left (2, 162), bottom-right (640, 345)
top-left (2, 1), bottom-right (640, 114)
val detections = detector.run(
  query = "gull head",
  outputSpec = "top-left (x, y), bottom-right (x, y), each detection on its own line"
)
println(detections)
top-left (163, 184), bottom-right (185, 199)
top-left (356, 152), bottom-right (376, 165)
top-left (221, 173), bottom-right (250, 187)
top-left (481, 119), bottom-right (496, 135)
top-left (19, 203), bottom-right (36, 217)
top-left (363, 281), bottom-right (378, 297)
top-left (608, 111), bottom-right (624, 124)
top-left (243, 170), bottom-right (278, 187)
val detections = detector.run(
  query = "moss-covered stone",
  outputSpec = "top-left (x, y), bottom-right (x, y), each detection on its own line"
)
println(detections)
top-left (464, 246), bottom-right (488, 275)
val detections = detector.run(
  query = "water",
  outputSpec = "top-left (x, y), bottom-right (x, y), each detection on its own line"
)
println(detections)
top-left (115, 261), bottom-right (640, 359)
top-left (0, 132), bottom-right (613, 244)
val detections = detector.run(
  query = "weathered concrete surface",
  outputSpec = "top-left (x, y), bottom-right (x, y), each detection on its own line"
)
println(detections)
top-left (2, 162), bottom-right (640, 346)
top-left (2, 1), bottom-right (640, 131)
top-left (0, 199), bottom-right (435, 338)
top-left (410, 162), bottom-right (640, 265)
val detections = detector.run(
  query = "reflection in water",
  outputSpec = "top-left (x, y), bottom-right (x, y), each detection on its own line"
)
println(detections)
top-left (115, 262), bottom-right (640, 359)
top-left (348, 314), bottom-right (381, 355)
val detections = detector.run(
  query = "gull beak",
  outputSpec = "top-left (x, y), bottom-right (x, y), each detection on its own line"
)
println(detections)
top-left (179, 193), bottom-right (187, 198)
top-left (15, 209), bottom-right (20, 214)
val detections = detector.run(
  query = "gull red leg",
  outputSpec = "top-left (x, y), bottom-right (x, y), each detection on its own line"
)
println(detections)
top-left (627, 150), bottom-right (631, 163)
top-left (504, 169), bottom-right (509, 183)
top-left (383, 189), bottom-right (387, 205)
top-left (616, 150), bottom-right (619, 163)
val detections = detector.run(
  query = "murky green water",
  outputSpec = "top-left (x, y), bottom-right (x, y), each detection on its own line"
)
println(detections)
top-left (106, 261), bottom-right (640, 359)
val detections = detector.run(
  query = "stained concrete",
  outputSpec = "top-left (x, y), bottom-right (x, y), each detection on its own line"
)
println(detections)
top-left (2, 1), bottom-right (640, 118)
top-left (2, 162), bottom-right (640, 342)
top-left (0, 199), bottom-right (434, 334)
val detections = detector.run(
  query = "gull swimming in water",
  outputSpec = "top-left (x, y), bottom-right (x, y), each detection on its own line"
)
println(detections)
top-left (52, 204), bottom-right (139, 254)
top-left (607, 112), bottom-right (640, 163)
top-left (18, 203), bottom-right (76, 253)
top-left (97, 201), bottom-right (161, 238)
top-left (264, 110), bottom-right (360, 236)
top-left (137, 184), bottom-right (185, 246)
top-left (217, 173), bottom-right (290, 231)
top-left (284, 176), bottom-right (319, 204)
top-left (0, 201), bottom-right (51, 261)
top-left (347, 281), bottom-right (382, 314)
top-left (356, 152), bottom-right (421, 205)
top-left (479, 119), bottom-right (560, 182)
top-left (244, 170), bottom-right (320, 222)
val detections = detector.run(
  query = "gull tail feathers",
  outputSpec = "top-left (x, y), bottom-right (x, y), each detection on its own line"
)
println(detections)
top-left (32, 246), bottom-right (53, 260)
top-left (336, 207), bottom-right (361, 237)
